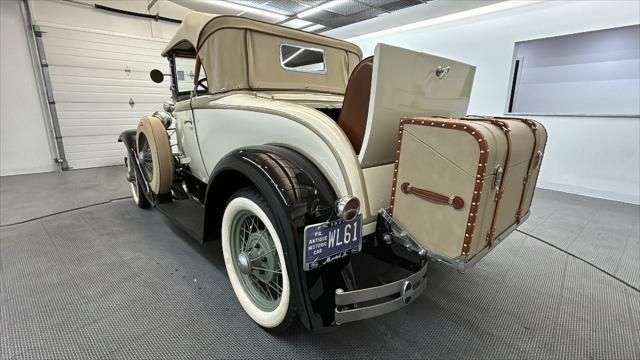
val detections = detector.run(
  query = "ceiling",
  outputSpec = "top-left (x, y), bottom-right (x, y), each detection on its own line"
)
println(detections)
top-left (171, 0), bottom-right (431, 32)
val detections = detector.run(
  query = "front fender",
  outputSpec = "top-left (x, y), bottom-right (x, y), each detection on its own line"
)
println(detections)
top-left (204, 145), bottom-right (352, 332)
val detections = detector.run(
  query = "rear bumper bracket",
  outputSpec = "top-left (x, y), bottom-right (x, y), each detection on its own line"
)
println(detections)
top-left (334, 261), bottom-right (428, 325)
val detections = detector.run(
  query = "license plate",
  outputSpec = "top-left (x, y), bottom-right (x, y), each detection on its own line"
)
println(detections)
top-left (303, 215), bottom-right (362, 271)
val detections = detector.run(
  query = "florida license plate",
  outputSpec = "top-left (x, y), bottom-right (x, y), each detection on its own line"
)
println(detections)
top-left (303, 215), bottom-right (362, 271)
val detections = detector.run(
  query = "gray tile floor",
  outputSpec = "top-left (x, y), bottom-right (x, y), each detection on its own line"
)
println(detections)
top-left (1, 166), bottom-right (639, 359)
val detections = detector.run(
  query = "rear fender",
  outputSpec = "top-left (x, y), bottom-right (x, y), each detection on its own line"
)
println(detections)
top-left (203, 145), bottom-right (352, 332)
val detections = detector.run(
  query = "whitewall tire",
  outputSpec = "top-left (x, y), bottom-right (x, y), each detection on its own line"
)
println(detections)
top-left (221, 188), bottom-right (295, 330)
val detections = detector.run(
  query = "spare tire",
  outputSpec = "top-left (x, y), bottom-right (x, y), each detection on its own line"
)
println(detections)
top-left (136, 116), bottom-right (173, 195)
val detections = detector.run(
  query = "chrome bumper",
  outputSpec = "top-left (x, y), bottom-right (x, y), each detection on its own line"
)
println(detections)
top-left (334, 262), bottom-right (428, 325)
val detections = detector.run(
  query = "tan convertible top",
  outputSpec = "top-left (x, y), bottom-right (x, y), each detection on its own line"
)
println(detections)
top-left (162, 12), bottom-right (363, 95)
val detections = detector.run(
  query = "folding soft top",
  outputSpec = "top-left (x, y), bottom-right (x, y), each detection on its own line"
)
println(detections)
top-left (161, 12), bottom-right (363, 95)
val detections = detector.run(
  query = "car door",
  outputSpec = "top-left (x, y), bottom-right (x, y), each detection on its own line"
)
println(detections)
top-left (173, 57), bottom-right (208, 183)
top-left (174, 106), bottom-right (208, 183)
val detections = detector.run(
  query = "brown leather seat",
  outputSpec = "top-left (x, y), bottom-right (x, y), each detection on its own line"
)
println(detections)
top-left (338, 56), bottom-right (373, 155)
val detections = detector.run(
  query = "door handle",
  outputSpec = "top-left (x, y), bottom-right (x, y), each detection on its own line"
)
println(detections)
top-left (184, 120), bottom-right (193, 127)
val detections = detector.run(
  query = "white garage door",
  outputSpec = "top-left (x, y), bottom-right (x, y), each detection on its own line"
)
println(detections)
top-left (40, 24), bottom-right (174, 169)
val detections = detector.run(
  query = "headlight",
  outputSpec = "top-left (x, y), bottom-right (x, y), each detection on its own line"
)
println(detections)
top-left (152, 110), bottom-right (173, 129)
top-left (335, 196), bottom-right (360, 222)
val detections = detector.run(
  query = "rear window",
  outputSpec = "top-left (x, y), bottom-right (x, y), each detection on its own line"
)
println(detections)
top-left (280, 44), bottom-right (326, 74)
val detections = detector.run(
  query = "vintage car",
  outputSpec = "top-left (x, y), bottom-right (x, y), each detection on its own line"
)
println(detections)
top-left (119, 12), bottom-right (547, 332)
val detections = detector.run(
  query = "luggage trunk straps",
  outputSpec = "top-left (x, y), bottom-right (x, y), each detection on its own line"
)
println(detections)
top-left (502, 116), bottom-right (539, 223)
top-left (462, 116), bottom-right (513, 246)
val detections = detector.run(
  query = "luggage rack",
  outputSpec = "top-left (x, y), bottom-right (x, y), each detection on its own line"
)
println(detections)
top-left (378, 208), bottom-right (529, 272)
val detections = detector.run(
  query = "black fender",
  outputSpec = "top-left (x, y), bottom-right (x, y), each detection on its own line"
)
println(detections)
top-left (118, 130), bottom-right (154, 204)
top-left (203, 145), bottom-right (351, 332)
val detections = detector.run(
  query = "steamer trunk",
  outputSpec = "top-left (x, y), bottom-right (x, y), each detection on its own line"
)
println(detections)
top-left (389, 116), bottom-right (547, 262)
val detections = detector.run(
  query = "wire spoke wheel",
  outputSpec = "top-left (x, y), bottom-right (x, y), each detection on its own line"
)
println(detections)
top-left (230, 211), bottom-right (283, 311)
top-left (126, 148), bottom-right (150, 209)
top-left (138, 134), bottom-right (154, 184)
top-left (222, 189), bottom-right (293, 330)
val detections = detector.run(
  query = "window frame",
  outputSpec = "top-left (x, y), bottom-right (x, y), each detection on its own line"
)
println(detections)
top-left (279, 43), bottom-right (327, 75)
top-left (168, 52), bottom-right (207, 102)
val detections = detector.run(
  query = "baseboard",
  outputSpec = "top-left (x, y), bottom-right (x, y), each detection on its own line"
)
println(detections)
top-left (537, 181), bottom-right (640, 205)
top-left (0, 164), bottom-right (58, 177)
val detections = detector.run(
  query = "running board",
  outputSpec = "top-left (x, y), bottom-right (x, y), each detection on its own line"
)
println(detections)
top-left (157, 199), bottom-right (205, 242)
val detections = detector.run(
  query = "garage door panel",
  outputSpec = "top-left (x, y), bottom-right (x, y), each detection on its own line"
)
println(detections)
top-left (63, 135), bottom-right (127, 146)
top-left (65, 148), bottom-right (125, 160)
top-left (40, 26), bottom-right (166, 52)
top-left (61, 124), bottom-right (136, 137)
top-left (47, 54), bottom-right (167, 73)
top-left (46, 47), bottom-right (165, 65)
top-left (60, 117), bottom-right (141, 127)
top-left (50, 74), bottom-right (168, 88)
top-left (53, 91), bottom-right (168, 104)
top-left (41, 24), bottom-right (173, 169)
top-left (58, 110), bottom-right (154, 119)
top-left (69, 157), bottom-right (126, 169)
top-left (53, 83), bottom-right (169, 95)
top-left (49, 66), bottom-right (169, 81)
top-left (65, 142), bottom-right (125, 154)
top-left (57, 102), bottom-right (163, 112)
top-left (43, 36), bottom-right (166, 58)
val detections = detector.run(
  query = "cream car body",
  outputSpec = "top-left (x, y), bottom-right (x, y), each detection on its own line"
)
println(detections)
top-left (119, 11), bottom-right (480, 333)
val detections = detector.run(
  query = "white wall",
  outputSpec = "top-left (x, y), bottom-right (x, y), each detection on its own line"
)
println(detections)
top-left (0, 0), bottom-right (58, 176)
top-left (328, 0), bottom-right (640, 204)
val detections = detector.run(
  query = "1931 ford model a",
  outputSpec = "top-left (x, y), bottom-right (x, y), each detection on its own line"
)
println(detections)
top-left (119, 12), bottom-right (547, 332)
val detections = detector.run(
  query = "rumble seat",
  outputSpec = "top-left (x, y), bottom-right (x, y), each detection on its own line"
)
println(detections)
top-left (337, 56), bottom-right (373, 155)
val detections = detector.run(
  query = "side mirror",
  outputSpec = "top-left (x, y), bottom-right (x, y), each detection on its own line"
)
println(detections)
top-left (150, 69), bottom-right (164, 83)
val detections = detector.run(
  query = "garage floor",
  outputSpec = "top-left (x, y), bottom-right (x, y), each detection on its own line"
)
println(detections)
top-left (1, 166), bottom-right (639, 359)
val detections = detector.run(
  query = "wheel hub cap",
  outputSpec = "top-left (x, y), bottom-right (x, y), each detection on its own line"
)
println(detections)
top-left (237, 252), bottom-right (252, 275)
